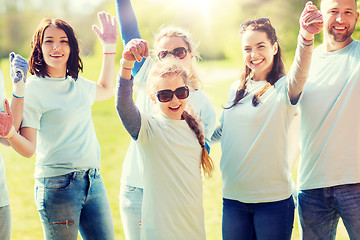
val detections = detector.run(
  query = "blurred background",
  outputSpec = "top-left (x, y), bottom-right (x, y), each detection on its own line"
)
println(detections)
top-left (0, 0), bottom-right (357, 239)
top-left (1, 0), bottom-right (329, 64)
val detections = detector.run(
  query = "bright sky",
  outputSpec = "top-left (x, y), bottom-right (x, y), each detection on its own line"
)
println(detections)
top-left (31, 0), bottom-right (106, 14)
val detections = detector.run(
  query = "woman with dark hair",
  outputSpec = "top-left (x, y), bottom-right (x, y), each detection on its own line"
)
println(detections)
top-left (212, 2), bottom-right (323, 240)
top-left (8, 12), bottom-right (118, 240)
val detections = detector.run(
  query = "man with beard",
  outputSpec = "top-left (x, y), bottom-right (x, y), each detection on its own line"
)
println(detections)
top-left (297, 0), bottom-right (360, 239)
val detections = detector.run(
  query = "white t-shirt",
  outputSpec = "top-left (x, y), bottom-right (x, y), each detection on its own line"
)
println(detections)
top-left (120, 57), bottom-right (215, 188)
top-left (0, 70), bottom-right (10, 207)
top-left (22, 75), bottom-right (99, 178)
top-left (299, 40), bottom-right (360, 190)
top-left (220, 76), bottom-right (297, 203)
top-left (137, 113), bottom-right (205, 240)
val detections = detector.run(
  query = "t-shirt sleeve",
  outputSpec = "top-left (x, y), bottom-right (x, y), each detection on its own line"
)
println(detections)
top-left (22, 80), bottom-right (42, 130)
top-left (137, 113), bottom-right (156, 144)
top-left (79, 77), bottom-right (97, 105)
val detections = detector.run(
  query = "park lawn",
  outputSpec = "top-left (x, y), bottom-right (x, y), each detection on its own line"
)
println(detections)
top-left (0, 57), bottom-right (349, 239)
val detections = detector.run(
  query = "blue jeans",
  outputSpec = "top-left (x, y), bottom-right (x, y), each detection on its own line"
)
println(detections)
top-left (298, 183), bottom-right (360, 240)
top-left (119, 185), bottom-right (143, 240)
top-left (222, 196), bottom-right (295, 240)
top-left (0, 205), bottom-right (11, 240)
top-left (35, 169), bottom-right (115, 240)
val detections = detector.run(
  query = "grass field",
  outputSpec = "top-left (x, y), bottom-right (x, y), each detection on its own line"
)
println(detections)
top-left (0, 56), bottom-right (350, 239)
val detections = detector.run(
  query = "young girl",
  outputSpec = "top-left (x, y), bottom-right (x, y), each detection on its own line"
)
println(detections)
top-left (115, 0), bottom-right (216, 238)
top-left (7, 12), bottom-right (118, 240)
top-left (211, 2), bottom-right (323, 240)
top-left (116, 39), bottom-right (213, 239)
top-left (0, 53), bottom-right (28, 240)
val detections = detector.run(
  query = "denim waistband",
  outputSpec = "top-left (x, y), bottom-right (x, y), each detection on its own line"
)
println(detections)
top-left (72, 168), bottom-right (100, 178)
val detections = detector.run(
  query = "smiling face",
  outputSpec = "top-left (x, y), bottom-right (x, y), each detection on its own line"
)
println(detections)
top-left (241, 30), bottom-right (278, 81)
top-left (41, 25), bottom-right (70, 78)
top-left (153, 74), bottom-right (188, 120)
top-left (321, 0), bottom-right (359, 51)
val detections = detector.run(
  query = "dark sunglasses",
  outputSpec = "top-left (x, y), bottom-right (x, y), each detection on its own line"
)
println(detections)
top-left (158, 47), bottom-right (188, 60)
top-left (156, 86), bottom-right (189, 102)
top-left (240, 18), bottom-right (271, 30)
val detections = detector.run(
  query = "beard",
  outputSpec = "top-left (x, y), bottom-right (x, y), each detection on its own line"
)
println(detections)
top-left (328, 25), bottom-right (355, 42)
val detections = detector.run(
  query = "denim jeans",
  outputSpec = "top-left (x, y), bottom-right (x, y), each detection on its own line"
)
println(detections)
top-left (298, 183), bottom-right (360, 240)
top-left (222, 196), bottom-right (295, 240)
top-left (0, 205), bottom-right (11, 240)
top-left (119, 185), bottom-right (143, 240)
top-left (35, 169), bottom-right (115, 240)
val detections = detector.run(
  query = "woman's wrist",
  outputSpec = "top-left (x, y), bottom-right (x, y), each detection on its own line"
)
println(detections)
top-left (120, 58), bottom-right (135, 70)
top-left (103, 43), bottom-right (117, 54)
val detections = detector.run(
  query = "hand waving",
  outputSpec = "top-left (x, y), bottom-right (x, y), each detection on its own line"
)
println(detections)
top-left (9, 52), bottom-right (29, 98)
top-left (0, 100), bottom-right (15, 139)
top-left (300, 1), bottom-right (324, 40)
top-left (92, 11), bottom-right (118, 53)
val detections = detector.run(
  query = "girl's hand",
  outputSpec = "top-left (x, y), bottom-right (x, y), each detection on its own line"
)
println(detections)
top-left (122, 38), bottom-right (149, 62)
top-left (300, 1), bottom-right (324, 40)
top-left (0, 100), bottom-right (15, 139)
top-left (92, 11), bottom-right (118, 53)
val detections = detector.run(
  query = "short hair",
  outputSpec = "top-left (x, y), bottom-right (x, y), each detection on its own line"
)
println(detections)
top-left (29, 18), bottom-right (83, 79)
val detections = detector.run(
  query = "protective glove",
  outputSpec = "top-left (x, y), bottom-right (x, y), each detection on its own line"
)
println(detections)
top-left (92, 11), bottom-right (118, 54)
top-left (9, 52), bottom-right (29, 98)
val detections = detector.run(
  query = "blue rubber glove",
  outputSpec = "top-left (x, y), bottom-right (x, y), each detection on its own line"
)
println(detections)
top-left (9, 52), bottom-right (29, 98)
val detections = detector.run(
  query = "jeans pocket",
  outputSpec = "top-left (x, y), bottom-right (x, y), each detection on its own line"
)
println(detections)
top-left (44, 173), bottom-right (73, 190)
top-left (124, 185), bottom-right (138, 192)
top-left (34, 179), bottom-right (45, 210)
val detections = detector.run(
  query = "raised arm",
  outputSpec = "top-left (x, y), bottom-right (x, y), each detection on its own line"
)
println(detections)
top-left (116, 39), bottom-right (149, 139)
top-left (9, 52), bottom-right (28, 131)
top-left (92, 11), bottom-right (118, 101)
top-left (115, 0), bottom-right (146, 75)
top-left (287, 1), bottom-right (323, 104)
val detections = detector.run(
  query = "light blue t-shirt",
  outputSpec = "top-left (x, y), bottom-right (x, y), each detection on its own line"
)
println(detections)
top-left (120, 57), bottom-right (216, 188)
top-left (220, 77), bottom-right (297, 203)
top-left (137, 113), bottom-right (205, 240)
top-left (22, 75), bottom-right (99, 178)
top-left (0, 70), bottom-right (10, 207)
top-left (299, 40), bottom-right (360, 190)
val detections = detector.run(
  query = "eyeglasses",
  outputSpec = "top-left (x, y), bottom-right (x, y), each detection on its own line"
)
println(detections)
top-left (240, 18), bottom-right (271, 30)
top-left (156, 86), bottom-right (189, 102)
top-left (158, 47), bottom-right (188, 60)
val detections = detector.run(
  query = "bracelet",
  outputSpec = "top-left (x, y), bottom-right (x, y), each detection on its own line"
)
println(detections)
top-left (12, 93), bottom-right (24, 98)
top-left (120, 58), bottom-right (135, 69)
top-left (103, 43), bottom-right (117, 54)
top-left (122, 66), bottom-right (132, 71)
top-left (4, 126), bottom-right (15, 139)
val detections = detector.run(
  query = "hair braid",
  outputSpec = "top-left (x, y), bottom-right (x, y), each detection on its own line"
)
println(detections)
top-left (182, 111), bottom-right (213, 178)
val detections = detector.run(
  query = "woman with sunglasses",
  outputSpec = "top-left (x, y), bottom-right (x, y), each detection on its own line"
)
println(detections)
top-left (116, 39), bottom-right (213, 239)
top-left (211, 2), bottom-right (323, 239)
top-left (7, 12), bottom-right (118, 240)
top-left (115, 0), bottom-right (216, 239)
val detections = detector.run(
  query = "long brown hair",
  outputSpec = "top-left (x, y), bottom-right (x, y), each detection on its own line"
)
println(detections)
top-left (227, 19), bottom-right (285, 109)
top-left (147, 60), bottom-right (214, 177)
top-left (29, 18), bottom-right (83, 79)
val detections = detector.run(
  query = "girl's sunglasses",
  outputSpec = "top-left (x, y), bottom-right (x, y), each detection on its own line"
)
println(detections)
top-left (156, 86), bottom-right (189, 102)
top-left (240, 18), bottom-right (271, 30)
top-left (158, 47), bottom-right (188, 60)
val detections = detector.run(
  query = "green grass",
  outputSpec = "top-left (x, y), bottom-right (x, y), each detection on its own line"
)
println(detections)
top-left (0, 57), bottom-right (350, 239)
